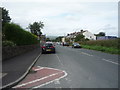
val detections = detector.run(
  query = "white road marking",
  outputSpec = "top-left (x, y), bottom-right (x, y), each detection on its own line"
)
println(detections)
top-left (13, 66), bottom-right (67, 88)
top-left (0, 73), bottom-right (7, 79)
top-left (54, 79), bottom-right (60, 84)
top-left (37, 66), bottom-right (64, 72)
top-left (80, 52), bottom-right (118, 65)
top-left (80, 52), bottom-right (93, 57)
top-left (55, 54), bottom-right (64, 66)
top-left (13, 71), bottom-right (65, 88)
top-left (32, 71), bottom-right (67, 88)
top-left (34, 67), bottom-right (44, 71)
top-left (102, 58), bottom-right (119, 65)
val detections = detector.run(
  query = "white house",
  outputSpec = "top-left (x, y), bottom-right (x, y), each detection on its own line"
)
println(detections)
top-left (82, 30), bottom-right (96, 40)
top-left (66, 30), bottom-right (96, 41)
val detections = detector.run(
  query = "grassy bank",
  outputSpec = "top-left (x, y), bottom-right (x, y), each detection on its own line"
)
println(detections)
top-left (81, 45), bottom-right (120, 55)
top-left (78, 39), bottom-right (120, 55)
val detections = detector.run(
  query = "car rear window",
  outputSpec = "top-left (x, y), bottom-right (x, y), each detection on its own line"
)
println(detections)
top-left (45, 43), bottom-right (53, 47)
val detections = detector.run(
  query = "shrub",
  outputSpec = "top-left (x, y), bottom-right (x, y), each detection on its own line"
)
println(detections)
top-left (4, 23), bottom-right (39, 46)
top-left (2, 40), bottom-right (16, 47)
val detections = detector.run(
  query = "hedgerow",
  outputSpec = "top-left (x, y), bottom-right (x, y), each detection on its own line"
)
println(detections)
top-left (4, 23), bottom-right (39, 46)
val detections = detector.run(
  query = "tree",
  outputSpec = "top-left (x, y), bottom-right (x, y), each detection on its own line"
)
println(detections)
top-left (28, 21), bottom-right (44, 36)
top-left (2, 7), bottom-right (11, 40)
top-left (55, 36), bottom-right (63, 42)
top-left (46, 38), bottom-right (50, 41)
top-left (75, 34), bottom-right (85, 42)
top-left (95, 32), bottom-right (106, 36)
top-left (2, 7), bottom-right (11, 26)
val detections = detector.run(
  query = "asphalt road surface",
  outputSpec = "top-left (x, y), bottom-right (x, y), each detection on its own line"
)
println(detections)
top-left (21, 45), bottom-right (119, 88)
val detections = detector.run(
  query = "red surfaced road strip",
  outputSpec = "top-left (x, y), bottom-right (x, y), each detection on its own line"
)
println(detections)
top-left (14, 66), bottom-right (66, 88)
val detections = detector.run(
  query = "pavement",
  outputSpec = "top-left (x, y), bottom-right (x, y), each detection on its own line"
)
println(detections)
top-left (1, 47), bottom-right (41, 89)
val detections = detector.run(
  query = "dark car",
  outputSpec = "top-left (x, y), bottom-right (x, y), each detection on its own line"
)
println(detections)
top-left (72, 43), bottom-right (81, 48)
top-left (63, 42), bottom-right (69, 46)
top-left (41, 42), bottom-right (55, 54)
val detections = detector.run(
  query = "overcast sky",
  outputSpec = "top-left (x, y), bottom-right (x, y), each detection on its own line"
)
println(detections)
top-left (1, 0), bottom-right (119, 37)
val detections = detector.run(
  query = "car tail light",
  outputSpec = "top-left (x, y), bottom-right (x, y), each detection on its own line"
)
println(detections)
top-left (42, 46), bottom-right (46, 48)
top-left (50, 46), bottom-right (54, 48)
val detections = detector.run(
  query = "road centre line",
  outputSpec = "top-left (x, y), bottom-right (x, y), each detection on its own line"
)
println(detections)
top-left (80, 52), bottom-right (93, 57)
top-left (55, 54), bottom-right (64, 66)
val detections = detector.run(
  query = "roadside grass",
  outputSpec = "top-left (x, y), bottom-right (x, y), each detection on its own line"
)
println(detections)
top-left (81, 45), bottom-right (120, 55)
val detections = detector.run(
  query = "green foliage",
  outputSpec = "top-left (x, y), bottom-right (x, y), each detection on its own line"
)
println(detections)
top-left (75, 34), bottom-right (85, 42)
top-left (80, 39), bottom-right (119, 49)
top-left (4, 23), bottom-right (39, 46)
top-left (46, 38), bottom-right (50, 41)
top-left (55, 36), bottom-right (63, 42)
top-left (2, 7), bottom-right (11, 26)
top-left (2, 40), bottom-right (16, 47)
top-left (81, 45), bottom-right (120, 55)
top-left (95, 32), bottom-right (106, 36)
top-left (1, 7), bottom-right (11, 40)
top-left (28, 21), bottom-right (44, 36)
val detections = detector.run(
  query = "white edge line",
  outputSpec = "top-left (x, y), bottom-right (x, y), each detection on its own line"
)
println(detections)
top-left (13, 70), bottom-right (66, 88)
top-left (32, 71), bottom-right (68, 88)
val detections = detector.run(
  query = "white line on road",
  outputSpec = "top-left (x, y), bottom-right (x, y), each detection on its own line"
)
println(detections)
top-left (13, 71), bottom-right (65, 88)
top-left (80, 52), bottom-right (93, 57)
top-left (80, 52), bottom-right (118, 65)
top-left (0, 73), bottom-right (7, 79)
top-left (34, 67), bottom-right (44, 71)
top-left (32, 71), bottom-right (67, 88)
top-left (102, 59), bottom-right (119, 65)
top-left (55, 54), bottom-right (64, 66)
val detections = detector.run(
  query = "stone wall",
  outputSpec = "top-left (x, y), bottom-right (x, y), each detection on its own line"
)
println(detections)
top-left (2, 44), bottom-right (41, 60)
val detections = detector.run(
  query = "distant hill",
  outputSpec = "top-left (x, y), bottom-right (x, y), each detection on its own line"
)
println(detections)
top-left (46, 36), bottom-right (58, 39)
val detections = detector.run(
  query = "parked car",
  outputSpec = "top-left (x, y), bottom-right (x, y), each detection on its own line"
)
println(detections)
top-left (72, 43), bottom-right (81, 48)
top-left (41, 42), bottom-right (55, 54)
top-left (63, 42), bottom-right (69, 46)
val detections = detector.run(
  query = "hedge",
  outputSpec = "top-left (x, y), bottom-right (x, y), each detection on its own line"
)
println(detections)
top-left (4, 23), bottom-right (39, 46)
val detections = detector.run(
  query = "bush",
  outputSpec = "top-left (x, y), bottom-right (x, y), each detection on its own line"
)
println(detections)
top-left (2, 40), bottom-right (16, 47)
top-left (4, 23), bottom-right (39, 46)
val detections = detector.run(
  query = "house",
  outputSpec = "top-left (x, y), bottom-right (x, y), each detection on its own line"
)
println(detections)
top-left (82, 30), bottom-right (96, 40)
top-left (66, 30), bottom-right (96, 42)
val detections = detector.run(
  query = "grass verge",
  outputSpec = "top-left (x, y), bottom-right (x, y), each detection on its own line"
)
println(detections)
top-left (81, 45), bottom-right (120, 55)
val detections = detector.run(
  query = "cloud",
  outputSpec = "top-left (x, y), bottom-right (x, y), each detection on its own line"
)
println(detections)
top-left (1, 1), bottom-right (118, 36)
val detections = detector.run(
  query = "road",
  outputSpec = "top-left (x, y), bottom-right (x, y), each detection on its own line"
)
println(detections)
top-left (16, 45), bottom-right (119, 88)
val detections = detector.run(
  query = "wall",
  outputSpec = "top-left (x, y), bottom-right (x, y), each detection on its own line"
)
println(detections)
top-left (2, 44), bottom-right (41, 60)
